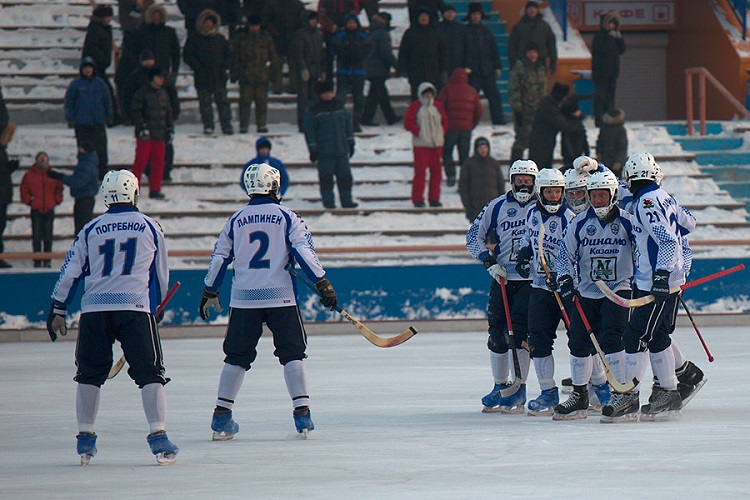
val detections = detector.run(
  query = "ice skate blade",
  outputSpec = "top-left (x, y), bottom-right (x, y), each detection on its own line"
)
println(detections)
top-left (526, 408), bottom-right (554, 416)
top-left (640, 410), bottom-right (682, 422)
top-left (298, 429), bottom-right (311, 439)
top-left (552, 410), bottom-right (587, 421)
top-left (561, 386), bottom-right (573, 394)
top-left (80, 453), bottom-right (94, 466)
top-left (600, 412), bottom-right (639, 423)
top-left (588, 404), bottom-right (603, 414)
top-left (156, 452), bottom-right (177, 465)
top-left (212, 431), bottom-right (235, 441)
top-left (680, 378), bottom-right (707, 409)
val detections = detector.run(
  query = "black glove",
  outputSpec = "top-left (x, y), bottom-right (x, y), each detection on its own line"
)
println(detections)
top-left (515, 246), bottom-right (533, 279)
top-left (651, 270), bottom-right (671, 306)
top-left (309, 151), bottom-right (318, 163)
top-left (199, 288), bottom-right (221, 320)
top-left (514, 111), bottom-right (523, 126)
top-left (558, 274), bottom-right (577, 304)
top-left (349, 144), bottom-right (355, 158)
top-left (46, 170), bottom-right (65, 181)
top-left (315, 278), bottom-right (337, 310)
top-left (155, 310), bottom-right (164, 324)
top-left (46, 302), bottom-right (67, 342)
top-left (138, 128), bottom-right (151, 141)
top-left (543, 271), bottom-right (557, 291)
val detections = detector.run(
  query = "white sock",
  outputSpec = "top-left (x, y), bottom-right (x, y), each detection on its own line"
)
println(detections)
top-left (570, 355), bottom-right (592, 387)
top-left (283, 360), bottom-right (310, 409)
top-left (626, 352), bottom-right (649, 392)
top-left (489, 351), bottom-right (510, 384)
top-left (670, 339), bottom-right (687, 370)
top-left (216, 363), bottom-right (246, 410)
top-left (605, 351), bottom-right (626, 384)
top-left (590, 354), bottom-right (607, 386)
top-left (76, 383), bottom-right (100, 434)
top-left (533, 355), bottom-right (555, 391)
top-left (650, 348), bottom-right (677, 390)
top-left (517, 348), bottom-right (531, 382)
top-left (141, 383), bottom-right (167, 434)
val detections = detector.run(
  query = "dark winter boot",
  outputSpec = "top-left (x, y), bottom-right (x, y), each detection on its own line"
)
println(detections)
top-left (553, 385), bottom-right (589, 420)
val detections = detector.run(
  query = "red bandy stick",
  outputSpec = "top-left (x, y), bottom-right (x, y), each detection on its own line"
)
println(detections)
top-left (681, 264), bottom-right (745, 291)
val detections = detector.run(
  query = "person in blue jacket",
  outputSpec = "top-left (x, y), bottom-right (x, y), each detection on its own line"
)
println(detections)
top-left (48, 142), bottom-right (100, 235)
top-left (239, 137), bottom-right (289, 197)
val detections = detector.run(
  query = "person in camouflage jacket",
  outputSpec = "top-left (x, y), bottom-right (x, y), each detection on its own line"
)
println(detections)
top-left (230, 15), bottom-right (277, 133)
top-left (508, 42), bottom-right (547, 163)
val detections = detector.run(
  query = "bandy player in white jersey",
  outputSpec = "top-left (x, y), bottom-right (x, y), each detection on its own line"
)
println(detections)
top-left (553, 169), bottom-right (637, 421)
top-left (466, 159), bottom-right (538, 413)
top-left (47, 170), bottom-right (178, 465)
top-left (199, 163), bottom-right (338, 440)
top-left (514, 167), bottom-right (575, 415)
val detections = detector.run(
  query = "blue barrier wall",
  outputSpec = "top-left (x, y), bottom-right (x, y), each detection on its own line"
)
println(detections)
top-left (1, 259), bottom-right (747, 327)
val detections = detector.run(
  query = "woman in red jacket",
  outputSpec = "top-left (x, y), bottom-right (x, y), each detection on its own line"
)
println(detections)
top-left (20, 152), bottom-right (63, 268)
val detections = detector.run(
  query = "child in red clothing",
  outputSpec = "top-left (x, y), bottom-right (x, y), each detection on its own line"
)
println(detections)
top-left (20, 151), bottom-right (63, 267)
top-left (404, 82), bottom-right (448, 208)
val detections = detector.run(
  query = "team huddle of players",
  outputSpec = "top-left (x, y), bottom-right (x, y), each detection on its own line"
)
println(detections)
top-left (467, 153), bottom-right (705, 423)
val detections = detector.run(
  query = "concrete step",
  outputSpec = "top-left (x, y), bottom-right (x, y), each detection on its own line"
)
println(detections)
top-left (675, 137), bottom-right (744, 151)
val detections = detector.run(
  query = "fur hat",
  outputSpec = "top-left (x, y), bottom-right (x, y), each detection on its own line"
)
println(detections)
top-left (93, 5), bottom-right (114, 18)
top-left (550, 82), bottom-right (570, 103)
top-left (316, 80), bottom-right (334, 95)
top-left (464, 2), bottom-right (489, 21)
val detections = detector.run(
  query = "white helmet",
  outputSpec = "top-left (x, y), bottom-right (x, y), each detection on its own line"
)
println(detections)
top-left (572, 155), bottom-right (598, 174)
top-left (102, 169), bottom-right (139, 208)
top-left (535, 168), bottom-right (565, 214)
top-left (654, 162), bottom-right (664, 186)
top-left (244, 163), bottom-right (281, 197)
top-left (587, 170), bottom-right (619, 219)
top-left (623, 153), bottom-right (659, 188)
top-left (509, 159), bottom-right (538, 204)
top-left (564, 167), bottom-right (590, 214)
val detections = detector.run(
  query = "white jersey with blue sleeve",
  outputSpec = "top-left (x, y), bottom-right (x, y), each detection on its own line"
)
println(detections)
top-left (466, 192), bottom-right (533, 280)
top-left (557, 207), bottom-right (636, 299)
top-left (519, 204), bottom-right (575, 290)
top-left (52, 206), bottom-right (169, 314)
top-left (204, 198), bottom-right (326, 309)
top-left (630, 184), bottom-right (696, 291)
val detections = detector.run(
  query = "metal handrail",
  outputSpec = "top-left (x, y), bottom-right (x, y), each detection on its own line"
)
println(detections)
top-left (685, 67), bottom-right (750, 136)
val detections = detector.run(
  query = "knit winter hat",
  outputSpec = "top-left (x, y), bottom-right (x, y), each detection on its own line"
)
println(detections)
top-left (147, 67), bottom-right (164, 81)
top-left (474, 137), bottom-right (490, 149)
top-left (316, 80), bottom-right (334, 95)
top-left (139, 49), bottom-right (155, 62)
top-left (248, 14), bottom-right (261, 26)
top-left (551, 83), bottom-right (570, 103)
top-left (525, 1), bottom-right (540, 10)
top-left (93, 5), bottom-right (114, 17)
top-left (256, 136), bottom-right (272, 151)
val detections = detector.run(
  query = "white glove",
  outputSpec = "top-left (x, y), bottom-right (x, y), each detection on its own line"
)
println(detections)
top-left (573, 155), bottom-right (598, 174)
top-left (487, 264), bottom-right (507, 283)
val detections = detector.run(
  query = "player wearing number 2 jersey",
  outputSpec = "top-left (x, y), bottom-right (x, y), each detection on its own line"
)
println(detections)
top-left (47, 170), bottom-right (178, 465)
top-left (200, 163), bottom-right (338, 440)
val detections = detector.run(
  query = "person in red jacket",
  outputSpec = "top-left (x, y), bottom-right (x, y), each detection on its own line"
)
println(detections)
top-left (404, 82), bottom-right (448, 208)
top-left (20, 151), bottom-right (64, 268)
top-left (436, 67), bottom-right (482, 187)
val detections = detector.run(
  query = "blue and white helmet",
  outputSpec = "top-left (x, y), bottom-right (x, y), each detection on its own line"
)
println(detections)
top-left (244, 162), bottom-right (281, 197)
top-left (102, 169), bottom-right (139, 208)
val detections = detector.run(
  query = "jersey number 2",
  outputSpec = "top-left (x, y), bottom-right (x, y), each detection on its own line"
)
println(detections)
top-left (99, 237), bottom-right (137, 276)
top-left (248, 231), bottom-right (270, 269)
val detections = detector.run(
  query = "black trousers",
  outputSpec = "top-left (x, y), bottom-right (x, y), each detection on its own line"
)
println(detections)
top-left (487, 279), bottom-right (531, 354)
top-left (74, 124), bottom-right (109, 180)
top-left (469, 73), bottom-right (506, 125)
top-left (0, 202), bottom-right (7, 254)
top-left (566, 294), bottom-right (628, 357)
top-left (362, 77), bottom-right (398, 125)
top-left (31, 209), bottom-right (55, 267)
top-left (442, 129), bottom-right (471, 180)
top-left (74, 197), bottom-right (96, 236)
top-left (622, 288), bottom-right (680, 354)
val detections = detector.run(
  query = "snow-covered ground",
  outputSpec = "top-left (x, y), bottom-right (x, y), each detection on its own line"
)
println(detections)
top-left (1, 327), bottom-right (747, 498)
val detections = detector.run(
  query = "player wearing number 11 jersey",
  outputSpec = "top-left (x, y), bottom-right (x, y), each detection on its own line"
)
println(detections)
top-left (47, 170), bottom-right (178, 465)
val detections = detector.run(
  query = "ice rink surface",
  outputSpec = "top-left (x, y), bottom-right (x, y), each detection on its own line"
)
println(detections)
top-left (1, 326), bottom-right (749, 499)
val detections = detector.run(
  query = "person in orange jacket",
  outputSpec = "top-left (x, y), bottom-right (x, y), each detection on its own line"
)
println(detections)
top-left (20, 151), bottom-right (64, 268)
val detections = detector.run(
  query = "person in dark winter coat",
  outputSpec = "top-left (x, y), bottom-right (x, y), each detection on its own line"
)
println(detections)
top-left (183, 9), bottom-right (233, 135)
top-left (137, 4), bottom-right (181, 77)
top-left (20, 152), bottom-right (64, 267)
top-left (239, 137), bottom-right (290, 196)
top-left (508, 1), bottom-right (557, 74)
top-left (560, 95), bottom-right (589, 166)
top-left (82, 4), bottom-right (120, 125)
top-left (262, 0), bottom-right (305, 94)
top-left (404, 82), bottom-right (448, 207)
top-left (64, 57), bottom-right (113, 180)
top-left (333, 13), bottom-right (370, 132)
top-left (407, 0), bottom-right (446, 25)
top-left (317, 0), bottom-right (363, 78)
top-left (464, 2), bottom-right (505, 125)
top-left (294, 10), bottom-right (325, 132)
top-left (48, 143), bottom-right (100, 236)
top-left (436, 68), bottom-right (482, 186)
top-left (528, 83), bottom-right (580, 168)
top-left (438, 5), bottom-right (465, 74)
top-left (596, 108), bottom-right (628, 176)
top-left (398, 7), bottom-right (447, 100)
top-left (130, 68), bottom-right (174, 199)
top-left (361, 12), bottom-right (400, 126)
top-left (458, 137), bottom-right (504, 221)
top-left (178, 0), bottom-right (241, 34)
top-left (0, 123), bottom-right (19, 268)
top-left (230, 16), bottom-right (276, 133)
top-left (304, 80), bottom-right (358, 209)
top-left (509, 42), bottom-right (547, 162)
top-left (591, 11), bottom-right (625, 127)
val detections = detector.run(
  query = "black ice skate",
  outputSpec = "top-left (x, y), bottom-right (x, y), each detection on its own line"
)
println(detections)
top-left (640, 389), bottom-right (682, 422)
top-left (553, 386), bottom-right (589, 421)
top-left (600, 392), bottom-right (639, 423)
top-left (676, 361), bottom-right (707, 409)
